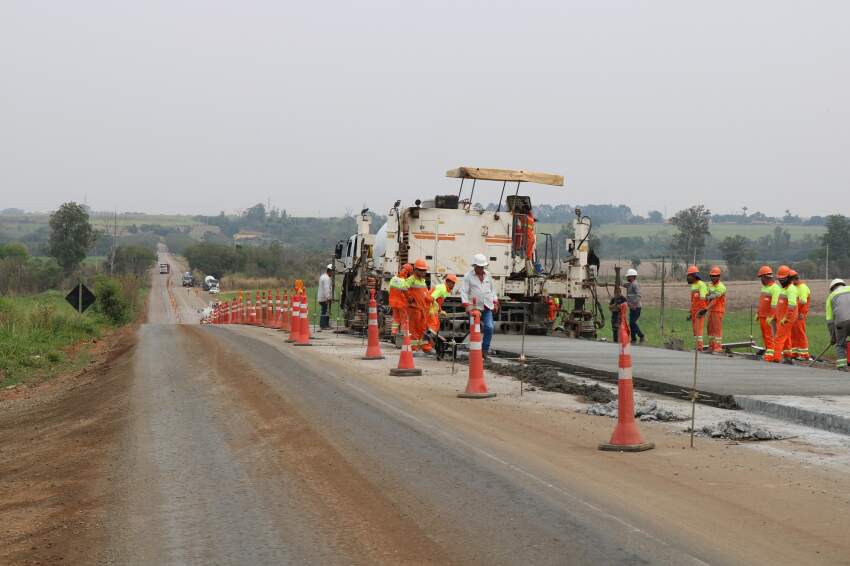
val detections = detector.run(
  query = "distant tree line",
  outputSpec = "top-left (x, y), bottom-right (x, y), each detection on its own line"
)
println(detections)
top-left (183, 241), bottom-right (327, 283)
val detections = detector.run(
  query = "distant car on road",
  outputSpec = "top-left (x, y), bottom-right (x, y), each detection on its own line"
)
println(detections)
top-left (181, 272), bottom-right (194, 287)
top-left (203, 275), bottom-right (220, 294)
top-left (159, 264), bottom-right (170, 274)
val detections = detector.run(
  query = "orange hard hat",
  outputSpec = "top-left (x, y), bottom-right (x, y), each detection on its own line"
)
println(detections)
top-left (776, 265), bottom-right (791, 279)
top-left (414, 258), bottom-right (428, 271)
top-left (709, 266), bottom-right (721, 277)
top-left (789, 269), bottom-right (798, 278)
top-left (757, 265), bottom-right (773, 277)
top-left (686, 265), bottom-right (699, 275)
top-left (445, 273), bottom-right (458, 284)
top-left (401, 263), bottom-right (413, 276)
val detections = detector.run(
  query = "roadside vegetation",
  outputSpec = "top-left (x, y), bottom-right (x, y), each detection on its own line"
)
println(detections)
top-left (0, 203), bottom-right (154, 389)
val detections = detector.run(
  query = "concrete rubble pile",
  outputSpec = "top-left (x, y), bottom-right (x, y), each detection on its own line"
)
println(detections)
top-left (697, 419), bottom-right (785, 441)
top-left (484, 360), bottom-right (615, 403)
top-left (584, 399), bottom-right (686, 422)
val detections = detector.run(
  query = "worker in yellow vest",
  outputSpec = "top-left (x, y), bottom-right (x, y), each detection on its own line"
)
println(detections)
top-left (790, 269), bottom-right (811, 360)
top-left (686, 265), bottom-right (708, 351)
top-left (706, 266), bottom-right (727, 353)
top-left (770, 265), bottom-right (798, 363)
top-left (428, 274), bottom-right (457, 334)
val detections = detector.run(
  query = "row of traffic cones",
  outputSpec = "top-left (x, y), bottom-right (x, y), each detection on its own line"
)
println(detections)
top-left (208, 289), bottom-right (312, 345)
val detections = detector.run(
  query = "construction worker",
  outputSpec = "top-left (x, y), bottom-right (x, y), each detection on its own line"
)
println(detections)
top-left (428, 273), bottom-right (457, 333)
top-left (461, 253), bottom-right (499, 356)
top-left (317, 264), bottom-right (333, 330)
top-left (790, 270), bottom-right (811, 360)
top-left (406, 258), bottom-right (432, 352)
top-left (622, 268), bottom-right (645, 344)
top-left (526, 211), bottom-right (537, 263)
top-left (706, 266), bottom-right (727, 353)
top-left (686, 265), bottom-right (708, 351)
top-left (826, 279), bottom-right (850, 371)
top-left (388, 263), bottom-right (413, 338)
top-left (756, 265), bottom-right (781, 361)
top-left (771, 265), bottom-right (798, 363)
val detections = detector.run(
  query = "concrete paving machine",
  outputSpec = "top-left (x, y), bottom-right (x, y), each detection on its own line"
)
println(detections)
top-left (333, 167), bottom-right (603, 338)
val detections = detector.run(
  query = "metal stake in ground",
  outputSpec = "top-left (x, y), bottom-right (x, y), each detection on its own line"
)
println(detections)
top-left (808, 343), bottom-right (832, 368)
top-left (689, 344), bottom-right (700, 448)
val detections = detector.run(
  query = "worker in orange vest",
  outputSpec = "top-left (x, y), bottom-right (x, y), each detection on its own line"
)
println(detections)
top-left (428, 273), bottom-right (457, 334)
top-left (706, 266), bottom-right (727, 353)
top-left (686, 265), bottom-right (708, 351)
top-left (790, 269), bottom-right (811, 360)
top-left (406, 258), bottom-right (432, 352)
top-left (526, 211), bottom-right (537, 264)
top-left (771, 265), bottom-right (799, 363)
top-left (388, 263), bottom-right (412, 339)
top-left (756, 265), bottom-right (781, 361)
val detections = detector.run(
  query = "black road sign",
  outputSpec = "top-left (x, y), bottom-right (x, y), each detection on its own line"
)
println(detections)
top-left (66, 284), bottom-right (96, 313)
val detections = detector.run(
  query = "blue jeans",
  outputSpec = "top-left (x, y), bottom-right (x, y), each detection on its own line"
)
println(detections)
top-left (480, 307), bottom-right (495, 353)
top-left (319, 301), bottom-right (330, 329)
top-left (629, 307), bottom-right (644, 341)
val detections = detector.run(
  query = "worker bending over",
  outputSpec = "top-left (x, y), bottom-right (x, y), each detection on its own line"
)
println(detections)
top-left (826, 279), bottom-right (850, 371)
top-left (686, 265), bottom-right (708, 351)
top-left (388, 263), bottom-right (412, 339)
top-left (770, 265), bottom-right (798, 363)
top-left (791, 270), bottom-right (811, 360)
top-left (706, 266), bottom-right (727, 353)
top-left (428, 273), bottom-right (457, 333)
top-left (461, 253), bottom-right (499, 356)
top-left (407, 259), bottom-right (432, 352)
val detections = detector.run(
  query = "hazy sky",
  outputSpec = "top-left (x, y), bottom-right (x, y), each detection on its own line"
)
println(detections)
top-left (2, 1), bottom-right (848, 218)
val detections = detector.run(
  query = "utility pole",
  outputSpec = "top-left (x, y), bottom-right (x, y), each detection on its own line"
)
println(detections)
top-left (826, 243), bottom-right (830, 280)
top-left (660, 256), bottom-right (666, 337)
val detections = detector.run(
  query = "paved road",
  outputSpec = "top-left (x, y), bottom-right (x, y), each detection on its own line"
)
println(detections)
top-left (93, 251), bottom-right (850, 565)
top-left (98, 252), bottom-right (708, 565)
top-left (494, 335), bottom-right (850, 397)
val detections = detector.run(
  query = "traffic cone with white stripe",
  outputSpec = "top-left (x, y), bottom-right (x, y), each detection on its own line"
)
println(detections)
top-left (266, 289), bottom-right (274, 327)
top-left (599, 303), bottom-right (654, 452)
top-left (281, 290), bottom-right (291, 332)
top-left (286, 292), bottom-right (301, 342)
top-left (363, 289), bottom-right (385, 359)
top-left (272, 289), bottom-right (282, 329)
top-left (390, 317), bottom-right (422, 376)
top-left (458, 307), bottom-right (496, 398)
top-left (294, 291), bottom-right (312, 346)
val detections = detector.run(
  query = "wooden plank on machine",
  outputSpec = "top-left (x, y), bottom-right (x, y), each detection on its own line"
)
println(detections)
top-left (445, 167), bottom-right (564, 187)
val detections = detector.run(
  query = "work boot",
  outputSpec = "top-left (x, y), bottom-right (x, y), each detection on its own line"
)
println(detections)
top-left (639, 335), bottom-right (646, 344)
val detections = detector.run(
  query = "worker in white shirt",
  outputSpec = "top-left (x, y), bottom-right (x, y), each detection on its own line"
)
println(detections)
top-left (460, 253), bottom-right (499, 355)
top-left (317, 264), bottom-right (333, 330)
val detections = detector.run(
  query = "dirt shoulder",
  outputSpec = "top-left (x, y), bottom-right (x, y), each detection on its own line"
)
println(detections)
top-left (0, 323), bottom-right (136, 566)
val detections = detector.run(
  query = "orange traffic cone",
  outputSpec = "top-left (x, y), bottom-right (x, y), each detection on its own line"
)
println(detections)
top-left (363, 289), bottom-right (385, 360)
top-left (390, 318), bottom-right (422, 376)
top-left (286, 292), bottom-right (301, 342)
top-left (271, 289), bottom-right (281, 329)
top-left (281, 290), bottom-right (291, 332)
top-left (266, 289), bottom-right (274, 327)
top-left (599, 303), bottom-right (654, 452)
top-left (294, 292), bottom-right (311, 346)
top-left (458, 308), bottom-right (496, 398)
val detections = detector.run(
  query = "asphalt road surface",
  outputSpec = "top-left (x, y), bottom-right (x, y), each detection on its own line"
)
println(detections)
top-left (26, 246), bottom-right (841, 565)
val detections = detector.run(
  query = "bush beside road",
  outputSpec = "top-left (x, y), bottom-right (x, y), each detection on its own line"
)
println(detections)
top-left (0, 277), bottom-right (147, 388)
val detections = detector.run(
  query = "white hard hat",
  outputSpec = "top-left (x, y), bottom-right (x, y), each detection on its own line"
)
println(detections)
top-left (830, 278), bottom-right (846, 290)
top-left (626, 268), bottom-right (638, 278)
top-left (326, 264), bottom-right (333, 270)
top-left (472, 253), bottom-right (489, 267)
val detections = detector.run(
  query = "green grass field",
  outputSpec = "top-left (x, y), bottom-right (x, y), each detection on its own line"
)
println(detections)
top-left (536, 222), bottom-right (825, 241)
top-left (604, 306), bottom-right (832, 360)
top-left (0, 292), bottom-right (107, 387)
